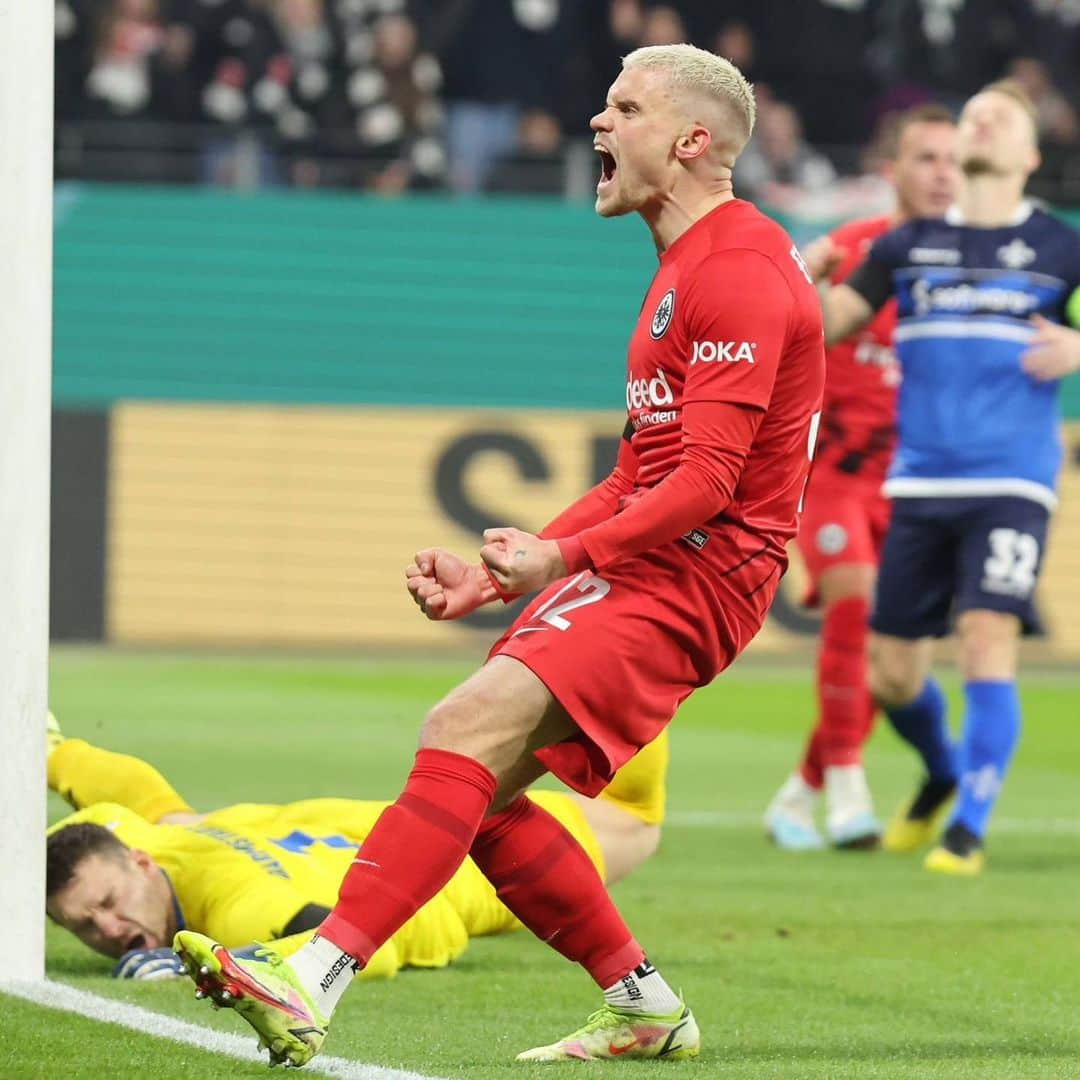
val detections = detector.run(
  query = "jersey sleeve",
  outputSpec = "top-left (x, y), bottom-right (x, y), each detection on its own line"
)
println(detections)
top-left (47, 739), bottom-right (194, 824)
top-left (561, 399), bottom-right (763, 572)
top-left (555, 250), bottom-right (795, 572)
top-left (198, 871), bottom-right (332, 948)
top-left (48, 803), bottom-right (155, 845)
top-left (846, 227), bottom-right (904, 311)
top-left (538, 423), bottom-right (638, 539)
top-left (678, 249), bottom-right (793, 408)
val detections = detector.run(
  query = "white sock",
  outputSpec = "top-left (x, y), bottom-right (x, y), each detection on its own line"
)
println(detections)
top-left (603, 959), bottom-right (681, 1016)
top-left (824, 764), bottom-right (874, 831)
top-left (765, 773), bottom-right (820, 826)
top-left (778, 772), bottom-right (820, 808)
top-left (289, 934), bottom-right (358, 1018)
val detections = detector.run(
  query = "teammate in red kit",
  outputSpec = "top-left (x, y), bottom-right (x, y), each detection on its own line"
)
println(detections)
top-left (764, 105), bottom-right (959, 851)
top-left (172, 44), bottom-right (825, 1068)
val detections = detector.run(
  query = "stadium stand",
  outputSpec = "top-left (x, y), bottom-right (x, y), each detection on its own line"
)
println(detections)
top-left (55, 0), bottom-right (1080, 202)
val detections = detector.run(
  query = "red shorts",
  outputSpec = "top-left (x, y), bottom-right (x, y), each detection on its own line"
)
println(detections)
top-left (488, 541), bottom-right (779, 797)
top-left (796, 479), bottom-right (891, 607)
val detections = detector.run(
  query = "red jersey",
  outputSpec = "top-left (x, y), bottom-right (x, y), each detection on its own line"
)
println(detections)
top-left (815, 215), bottom-right (899, 490)
top-left (499, 202), bottom-right (824, 796)
top-left (557, 199), bottom-right (824, 577)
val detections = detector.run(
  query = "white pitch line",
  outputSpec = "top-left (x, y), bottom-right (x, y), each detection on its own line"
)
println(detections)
top-left (667, 811), bottom-right (761, 828)
top-left (0, 979), bottom-right (442, 1080)
top-left (667, 811), bottom-right (1080, 835)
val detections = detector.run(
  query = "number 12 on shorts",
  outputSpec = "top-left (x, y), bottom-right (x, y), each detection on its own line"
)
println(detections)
top-left (513, 572), bottom-right (611, 635)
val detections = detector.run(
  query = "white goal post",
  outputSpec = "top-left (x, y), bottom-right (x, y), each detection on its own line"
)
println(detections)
top-left (0, 0), bottom-right (54, 980)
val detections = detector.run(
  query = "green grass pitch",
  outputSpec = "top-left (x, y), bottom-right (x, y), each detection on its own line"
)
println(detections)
top-left (5, 647), bottom-right (1080, 1079)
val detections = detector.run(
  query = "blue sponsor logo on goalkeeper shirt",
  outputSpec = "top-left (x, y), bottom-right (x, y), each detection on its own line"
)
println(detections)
top-left (187, 823), bottom-right (291, 879)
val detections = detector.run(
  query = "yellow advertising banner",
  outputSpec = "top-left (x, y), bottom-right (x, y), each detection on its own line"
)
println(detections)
top-left (108, 404), bottom-right (1080, 659)
top-left (108, 404), bottom-right (623, 648)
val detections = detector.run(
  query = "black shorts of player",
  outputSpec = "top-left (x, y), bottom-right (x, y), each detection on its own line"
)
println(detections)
top-left (871, 495), bottom-right (1050, 639)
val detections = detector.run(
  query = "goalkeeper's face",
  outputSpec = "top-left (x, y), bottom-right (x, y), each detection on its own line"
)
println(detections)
top-left (46, 848), bottom-right (175, 960)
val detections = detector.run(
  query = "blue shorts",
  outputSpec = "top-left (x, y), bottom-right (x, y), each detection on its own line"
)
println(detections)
top-left (871, 495), bottom-right (1049, 639)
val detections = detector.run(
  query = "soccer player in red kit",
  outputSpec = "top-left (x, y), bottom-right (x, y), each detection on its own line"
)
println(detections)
top-left (764, 106), bottom-right (958, 850)
top-left (172, 45), bottom-right (824, 1067)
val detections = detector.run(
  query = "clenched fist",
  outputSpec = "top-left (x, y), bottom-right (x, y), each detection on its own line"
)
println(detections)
top-left (405, 548), bottom-right (498, 620)
top-left (480, 527), bottom-right (567, 596)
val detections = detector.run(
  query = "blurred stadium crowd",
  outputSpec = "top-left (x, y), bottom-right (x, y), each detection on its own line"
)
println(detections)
top-left (56, 0), bottom-right (1080, 204)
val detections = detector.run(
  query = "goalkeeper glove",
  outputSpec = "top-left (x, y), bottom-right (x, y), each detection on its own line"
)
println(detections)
top-left (112, 946), bottom-right (185, 980)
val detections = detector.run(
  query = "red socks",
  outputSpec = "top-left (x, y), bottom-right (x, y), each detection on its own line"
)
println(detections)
top-left (470, 795), bottom-right (644, 988)
top-left (799, 727), bottom-right (826, 789)
top-left (320, 750), bottom-right (642, 990)
top-left (320, 748), bottom-right (496, 963)
top-left (799, 596), bottom-right (876, 782)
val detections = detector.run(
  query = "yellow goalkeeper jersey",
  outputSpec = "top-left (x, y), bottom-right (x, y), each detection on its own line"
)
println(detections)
top-left (50, 790), bottom-right (603, 978)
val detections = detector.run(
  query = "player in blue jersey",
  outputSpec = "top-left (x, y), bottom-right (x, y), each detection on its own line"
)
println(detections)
top-left (814, 79), bottom-right (1080, 875)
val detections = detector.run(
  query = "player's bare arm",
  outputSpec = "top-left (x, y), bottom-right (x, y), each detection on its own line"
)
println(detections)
top-left (821, 282), bottom-right (875, 347)
top-left (1021, 315), bottom-right (1080, 381)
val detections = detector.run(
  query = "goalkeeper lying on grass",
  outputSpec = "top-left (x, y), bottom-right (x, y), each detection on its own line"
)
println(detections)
top-left (44, 717), bottom-right (667, 981)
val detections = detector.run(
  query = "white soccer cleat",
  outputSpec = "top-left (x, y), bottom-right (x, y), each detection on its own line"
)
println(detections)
top-left (824, 764), bottom-right (881, 849)
top-left (764, 773), bottom-right (825, 851)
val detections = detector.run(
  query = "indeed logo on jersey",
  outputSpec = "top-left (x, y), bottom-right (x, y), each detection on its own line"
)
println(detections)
top-left (626, 368), bottom-right (674, 410)
top-left (690, 340), bottom-right (757, 365)
top-left (627, 369), bottom-right (679, 427)
top-left (911, 278), bottom-right (1040, 317)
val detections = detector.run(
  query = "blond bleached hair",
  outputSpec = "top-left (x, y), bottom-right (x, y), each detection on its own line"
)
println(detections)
top-left (622, 44), bottom-right (756, 156)
top-left (978, 78), bottom-right (1039, 137)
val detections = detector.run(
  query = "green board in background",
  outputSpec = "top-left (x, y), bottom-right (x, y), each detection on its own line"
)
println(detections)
top-left (52, 184), bottom-right (1080, 418)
